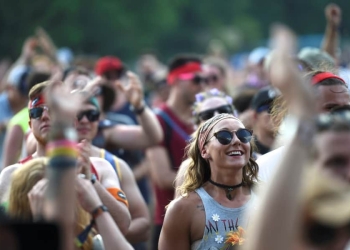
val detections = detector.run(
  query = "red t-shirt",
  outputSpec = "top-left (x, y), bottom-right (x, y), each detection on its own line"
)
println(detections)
top-left (153, 104), bottom-right (194, 225)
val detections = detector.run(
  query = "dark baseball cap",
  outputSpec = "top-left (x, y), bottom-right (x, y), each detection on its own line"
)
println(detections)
top-left (251, 86), bottom-right (280, 113)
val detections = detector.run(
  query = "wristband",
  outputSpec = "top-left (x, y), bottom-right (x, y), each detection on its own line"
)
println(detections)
top-left (46, 139), bottom-right (79, 158)
top-left (130, 102), bottom-right (146, 115)
top-left (91, 205), bottom-right (108, 220)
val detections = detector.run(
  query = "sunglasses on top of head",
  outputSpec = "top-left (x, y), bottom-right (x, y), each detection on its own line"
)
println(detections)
top-left (198, 105), bottom-right (234, 121)
top-left (192, 75), bottom-right (208, 85)
top-left (29, 106), bottom-right (50, 119)
top-left (208, 129), bottom-right (253, 145)
top-left (76, 110), bottom-right (100, 122)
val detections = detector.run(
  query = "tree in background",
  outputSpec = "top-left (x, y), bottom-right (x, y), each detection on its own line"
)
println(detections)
top-left (0, 0), bottom-right (349, 63)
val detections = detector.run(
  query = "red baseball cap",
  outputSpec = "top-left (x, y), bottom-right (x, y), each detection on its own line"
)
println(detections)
top-left (95, 56), bottom-right (124, 76)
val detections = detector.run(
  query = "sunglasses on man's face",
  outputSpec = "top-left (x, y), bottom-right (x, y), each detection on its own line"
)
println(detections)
top-left (76, 110), bottom-right (100, 122)
top-left (192, 75), bottom-right (208, 85)
top-left (198, 105), bottom-right (233, 121)
top-left (29, 106), bottom-right (49, 119)
top-left (208, 128), bottom-right (253, 145)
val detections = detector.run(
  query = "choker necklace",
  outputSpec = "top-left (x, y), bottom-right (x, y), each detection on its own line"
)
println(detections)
top-left (208, 179), bottom-right (243, 200)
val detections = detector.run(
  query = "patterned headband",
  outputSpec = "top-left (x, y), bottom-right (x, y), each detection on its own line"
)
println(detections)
top-left (198, 114), bottom-right (240, 152)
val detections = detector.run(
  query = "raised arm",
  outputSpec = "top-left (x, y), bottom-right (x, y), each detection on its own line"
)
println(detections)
top-left (245, 25), bottom-right (316, 250)
top-left (321, 3), bottom-right (342, 61)
top-left (118, 158), bottom-right (150, 243)
top-left (76, 177), bottom-right (133, 250)
top-left (105, 72), bottom-right (163, 149)
top-left (147, 146), bottom-right (177, 189)
top-left (89, 157), bottom-right (131, 235)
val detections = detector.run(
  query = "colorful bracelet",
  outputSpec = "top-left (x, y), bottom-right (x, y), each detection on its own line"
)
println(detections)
top-left (46, 140), bottom-right (79, 159)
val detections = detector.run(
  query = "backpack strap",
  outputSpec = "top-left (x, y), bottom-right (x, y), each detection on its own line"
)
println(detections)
top-left (154, 108), bottom-right (190, 142)
top-left (155, 108), bottom-right (189, 169)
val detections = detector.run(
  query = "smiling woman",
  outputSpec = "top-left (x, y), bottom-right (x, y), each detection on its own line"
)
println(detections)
top-left (159, 114), bottom-right (259, 250)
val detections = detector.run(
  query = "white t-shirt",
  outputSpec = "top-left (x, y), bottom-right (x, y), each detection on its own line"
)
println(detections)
top-left (257, 146), bottom-right (286, 183)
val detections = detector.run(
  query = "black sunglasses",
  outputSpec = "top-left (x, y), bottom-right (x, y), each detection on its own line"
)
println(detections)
top-left (208, 128), bottom-right (253, 145)
top-left (198, 105), bottom-right (234, 121)
top-left (316, 111), bottom-right (350, 132)
top-left (192, 75), bottom-right (208, 85)
top-left (77, 110), bottom-right (100, 122)
top-left (29, 106), bottom-right (49, 119)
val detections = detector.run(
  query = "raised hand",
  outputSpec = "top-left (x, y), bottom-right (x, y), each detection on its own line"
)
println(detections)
top-left (83, 75), bottom-right (105, 94)
top-left (77, 139), bottom-right (92, 179)
top-left (21, 37), bottom-right (38, 60)
top-left (27, 179), bottom-right (48, 220)
top-left (76, 177), bottom-right (102, 213)
top-left (116, 72), bottom-right (144, 108)
top-left (325, 3), bottom-right (342, 27)
top-left (44, 80), bottom-right (84, 123)
top-left (269, 24), bottom-right (315, 117)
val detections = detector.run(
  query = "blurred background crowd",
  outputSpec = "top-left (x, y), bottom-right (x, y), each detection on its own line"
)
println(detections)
top-left (1, 0), bottom-right (350, 250)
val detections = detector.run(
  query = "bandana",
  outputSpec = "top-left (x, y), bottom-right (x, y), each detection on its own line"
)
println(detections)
top-left (167, 62), bottom-right (202, 85)
top-left (28, 94), bottom-right (46, 109)
top-left (198, 114), bottom-right (240, 152)
top-left (312, 72), bottom-right (345, 85)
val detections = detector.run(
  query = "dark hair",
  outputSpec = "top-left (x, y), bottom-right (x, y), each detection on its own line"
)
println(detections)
top-left (62, 66), bottom-right (92, 81)
top-left (232, 87), bottom-right (259, 113)
top-left (168, 54), bottom-right (202, 72)
top-left (26, 72), bottom-right (51, 93)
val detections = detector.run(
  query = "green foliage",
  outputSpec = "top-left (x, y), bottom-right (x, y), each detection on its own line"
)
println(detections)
top-left (0, 0), bottom-right (350, 62)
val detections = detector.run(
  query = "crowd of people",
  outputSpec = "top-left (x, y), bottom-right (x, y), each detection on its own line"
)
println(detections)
top-left (0, 2), bottom-right (350, 250)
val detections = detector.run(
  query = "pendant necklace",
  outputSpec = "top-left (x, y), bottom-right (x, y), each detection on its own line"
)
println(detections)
top-left (208, 179), bottom-right (243, 200)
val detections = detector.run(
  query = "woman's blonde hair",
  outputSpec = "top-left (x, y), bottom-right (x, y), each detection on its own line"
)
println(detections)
top-left (8, 158), bottom-right (94, 250)
top-left (177, 115), bottom-right (259, 196)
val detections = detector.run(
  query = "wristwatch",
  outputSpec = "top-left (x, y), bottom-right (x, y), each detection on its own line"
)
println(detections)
top-left (130, 101), bottom-right (146, 115)
top-left (91, 205), bottom-right (108, 220)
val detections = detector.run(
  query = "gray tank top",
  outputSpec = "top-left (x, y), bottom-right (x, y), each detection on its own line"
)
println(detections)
top-left (193, 187), bottom-right (256, 250)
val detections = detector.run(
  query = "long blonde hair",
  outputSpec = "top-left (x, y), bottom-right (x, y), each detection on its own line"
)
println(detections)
top-left (8, 158), bottom-right (94, 250)
top-left (177, 114), bottom-right (259, 196)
